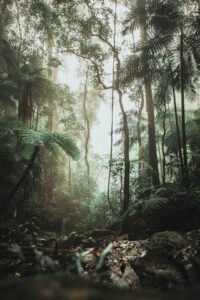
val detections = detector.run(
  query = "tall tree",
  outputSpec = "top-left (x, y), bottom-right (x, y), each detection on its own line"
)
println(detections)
top-left (180, 28), bottom-right (190, 187)
top-left (82, 66), bottom-right (90, 190)
top-left (136, 0), bottom-right (160, 186)
top-left (107, 0), bottom-right (117, 213)
top-left (58, 0), bottom-right (131, 231)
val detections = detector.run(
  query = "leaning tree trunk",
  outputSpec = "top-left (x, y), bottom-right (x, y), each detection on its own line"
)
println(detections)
top-left (83, 66), bottom-right (90, 191)
top-left (138, 0), bottom-right (160, 187)
top-left (0, 147), bottom-right (39, 215)
top-left (180, 30), bottom-right (190, 188)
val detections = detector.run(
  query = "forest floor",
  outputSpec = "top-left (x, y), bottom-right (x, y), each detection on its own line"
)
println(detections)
top-left (1, 188), bottom-right (200, 299)
top-left (1, 226), bottom-right (200, 299)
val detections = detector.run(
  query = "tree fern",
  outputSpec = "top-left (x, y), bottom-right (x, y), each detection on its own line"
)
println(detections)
top-left (143, 196), bottom-right (170, 213)
top-left (0, 120), bottom-right (80, 214)
top-left (0, 121), bottom-right (80, 160)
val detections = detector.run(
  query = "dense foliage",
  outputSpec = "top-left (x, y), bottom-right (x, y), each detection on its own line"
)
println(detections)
top-left (0, 0), bottom-right (200, 235)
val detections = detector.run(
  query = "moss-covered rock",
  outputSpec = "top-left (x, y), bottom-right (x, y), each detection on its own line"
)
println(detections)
top-left (130, 230), bottom-right (200, 290)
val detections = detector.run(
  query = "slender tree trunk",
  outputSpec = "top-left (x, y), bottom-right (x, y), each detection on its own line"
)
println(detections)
top-left (120, 170), bottom-right (123, 210)
top-left (137, 86), bottom-right (144, 175)
top-left (68, 156), bottom-right (72, 199)
top-left (118, 90), bottom-right (130, 232)
top-left (138, 0), bottom-right (160, 187)
top-left (47, 41), bottom-right (54, 132)
top-left (115, 56), bottom-right (130, 232)
top-left (0, 147), bottom-right (39, 215)
top-left (158, 138), bottom-right (163, 179)
top-left (35, 106), bottom-right (39, 130)
top-left (107, 0), bottom-right (117, 211)
top-left (131, 29), bottom-right (144, 178)
top-left (162, 99), bottom-right (167, 184)
top-left (180, 30), bottom-right (190, 187)
top-left (170, 66), bottom-right (184, 181)
top-left (83, 66), bottom-right (90, 190)
top-left (46, 37), bottom-right (54, 203)
top-left (86, 0), bottom-right (130, 231)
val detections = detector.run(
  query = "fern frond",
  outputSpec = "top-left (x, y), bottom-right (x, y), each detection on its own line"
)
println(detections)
top-left (143, 196), bottom-right (170, 212)
top-left (48, 132), bottom-right (80, 160)
top-left (0, 121), bottom-right (80, 160)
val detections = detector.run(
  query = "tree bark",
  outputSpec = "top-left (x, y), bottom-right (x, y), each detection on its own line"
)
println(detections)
top-left (107, 0), bottom-right (117, 213)
top-left (68, 156), bottom-right (72, 199)
top-left (118, 90), bottom-right (130, 232)
top-left (180, 30), bottom-right (190, 188)
top-left (170, 65), bottom-right (184, 181)
top-left (138, 0), bottom-right (160, 187)
top-left (162, 98), bottom-right (167, 184)
top-left (0, 147), bottom-right (39, 215)
top-left (45, 36), bottom-right (54, 203)
top-left (137, 86), bottom-right (144, 175)
top-left (83, 66), bottom-right (90, 190)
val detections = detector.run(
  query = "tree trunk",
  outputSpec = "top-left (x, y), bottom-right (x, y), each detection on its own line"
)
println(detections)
top-left (170, 65), bottom-right (184, 181)
top-left (180, 30), bottom-right (190, 188)
top-left (158, 137), bottom-right (163, 179)
top-left (83, 66), bottom-right (90, 190)
top-left (118, 90), bottom-right (130, 232)
top-left (18, 85), bottom-right (33, 125)
top-left (68, 156), bottom-right (72, 199)
top-left (107, 0), bottom-right (117, 212)
top-left (0, 147), bottom-right (39, 215)
top-left (137, 86), bottom-right (144, 175)
top-left (138, 0), bottom-right (160, 187)
top-left (46, 36), bottom-right (54, 203)
top-left (144, 77), bottom-right (160, 186)
top-left (110, 39), bottom-right (130, 232)
top-left (162, 99), bottom-right (167, 184)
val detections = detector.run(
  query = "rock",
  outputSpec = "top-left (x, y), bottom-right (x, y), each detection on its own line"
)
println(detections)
top-left (130, 248), bottom-right (185, 290)
top-left (150, 231), bottom-right (186, 251)
top-left (116, 264), bottom-right (139, 288)
top-left (82, 237), bottom-right (98, 248)
top-left (184, 229), bottom-right (200, 244)
top-left (60, 232), bottom-right (83, 249)
top-left (83, 229), bottom-right (117, 246)
top-left (130, 231), bottom-right (200, 290)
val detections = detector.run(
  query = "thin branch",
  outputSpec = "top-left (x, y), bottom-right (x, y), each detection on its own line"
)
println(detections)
top-left (70, 51), bottom-right (114, 90)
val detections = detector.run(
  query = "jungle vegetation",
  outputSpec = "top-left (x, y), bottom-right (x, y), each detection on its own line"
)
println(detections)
top-left (1, 1), bottom-right (200, 298)
top-left (0, 0), bottom-right (200, 237)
